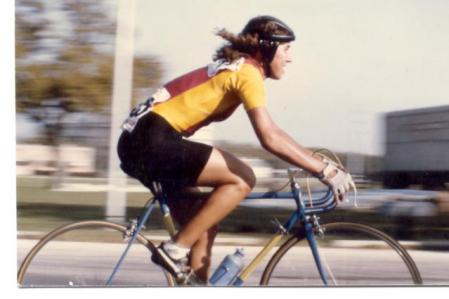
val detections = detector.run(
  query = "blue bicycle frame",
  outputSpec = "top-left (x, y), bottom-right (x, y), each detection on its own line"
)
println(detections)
top-left (232, 178), bottom-right (334, 286)
top-left (106, 170), bottom-right (335, 286)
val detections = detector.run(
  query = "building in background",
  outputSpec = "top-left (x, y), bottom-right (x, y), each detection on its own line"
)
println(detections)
top-left (16, 111), bottom-right (109, 177)
top-left (383, 105), bottom-right (449, 189)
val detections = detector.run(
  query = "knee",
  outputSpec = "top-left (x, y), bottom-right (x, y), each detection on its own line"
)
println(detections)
top-left (235, 168), bottom-right (256, 195)
top-left (236, 177), bottom-right (255, 196)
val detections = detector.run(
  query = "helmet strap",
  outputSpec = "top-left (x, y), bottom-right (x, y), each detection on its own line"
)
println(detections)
top-left (262, 60), bottom-right (272, 78)
top-left (259, 40), bottom-right (278, 62)
top-left (259, 40), bottom-right (279, 78)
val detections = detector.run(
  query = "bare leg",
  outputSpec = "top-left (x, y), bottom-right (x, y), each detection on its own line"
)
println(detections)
top-left (167, 148), bottom-right (255, 281)
top-left (173, 148), bottom-right (256, 248)
top-left (168, 194), bottom-right (217, 282)
top-left (188, 227), bottom-right (217, 281)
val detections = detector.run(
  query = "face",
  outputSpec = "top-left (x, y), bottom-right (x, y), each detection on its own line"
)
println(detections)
top-left (268, 43), bottom-right (292, 80)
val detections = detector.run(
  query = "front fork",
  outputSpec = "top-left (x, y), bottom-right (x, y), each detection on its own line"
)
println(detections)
top-left (303, 214), bottom-right (329, 286)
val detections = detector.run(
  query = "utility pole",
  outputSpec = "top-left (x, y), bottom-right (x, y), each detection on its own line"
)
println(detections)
top-left (106, 0), bottom-right (136, 221)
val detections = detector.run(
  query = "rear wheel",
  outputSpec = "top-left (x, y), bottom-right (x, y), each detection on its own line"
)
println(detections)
top-left (18, 221), bottom-right (175, 287)
top-left (260, 222), bottom-right (422, 286)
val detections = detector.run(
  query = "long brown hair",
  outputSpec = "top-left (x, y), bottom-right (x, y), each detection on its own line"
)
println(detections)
top-left (213, 29), bottom-right (259, 62)
top-left (213, 22), bottom-right (290, 62)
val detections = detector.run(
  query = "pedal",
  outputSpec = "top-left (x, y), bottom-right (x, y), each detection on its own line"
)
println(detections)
top-left (183, 270), bottom-right (206, 286)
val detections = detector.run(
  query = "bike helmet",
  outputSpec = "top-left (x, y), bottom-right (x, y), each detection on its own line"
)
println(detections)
top-left (241, 15), bottom-right (295, 64)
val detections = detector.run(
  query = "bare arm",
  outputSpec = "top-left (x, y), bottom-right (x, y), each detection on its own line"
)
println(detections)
top-left (247, 107), bottom-right (326, 175)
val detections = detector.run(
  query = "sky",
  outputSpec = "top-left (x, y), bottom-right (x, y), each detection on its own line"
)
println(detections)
top-left (127, 0), bottom-right (449, 155)
top-left (8, 0), bottom-right (449, 156)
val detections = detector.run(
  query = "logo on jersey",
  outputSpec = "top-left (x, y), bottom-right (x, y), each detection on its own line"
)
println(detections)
top-left (121, 88), bottom-right (171, 132)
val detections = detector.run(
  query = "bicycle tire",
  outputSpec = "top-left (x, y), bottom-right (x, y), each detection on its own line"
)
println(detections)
top-left (260, 222), bottom-right (422, 286)
top-left (18, 220), bottom-right (175, 287)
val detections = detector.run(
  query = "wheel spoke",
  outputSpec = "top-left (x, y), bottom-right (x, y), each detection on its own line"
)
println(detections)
top-left (18, 221), bottom-right (175, 287)
top-left (261, 222), bottom-right (421, 286)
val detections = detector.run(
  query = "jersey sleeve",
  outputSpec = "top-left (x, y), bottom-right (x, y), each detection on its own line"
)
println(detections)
top-left (233, 64), bottom-right (267, 111)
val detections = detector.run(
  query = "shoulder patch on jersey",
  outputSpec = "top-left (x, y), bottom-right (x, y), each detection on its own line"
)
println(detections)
top-left (152, 87), bottom-right (171, 104)
top-left (207, 57), bottom-right (245, 77)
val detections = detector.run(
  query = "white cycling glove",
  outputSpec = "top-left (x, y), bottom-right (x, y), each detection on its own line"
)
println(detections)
top-left (318, 160), bottom-right (356, 204)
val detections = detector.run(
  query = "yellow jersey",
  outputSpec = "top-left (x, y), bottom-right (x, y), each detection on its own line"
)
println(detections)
top-left (151, 57), bottom-right (267, 136)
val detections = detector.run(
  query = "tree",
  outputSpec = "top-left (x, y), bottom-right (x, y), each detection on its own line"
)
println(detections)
top-left (15, 0), bottom-right (51, 60)
top-left (16, 0), bottom-right (164, 177)
top-left (16, 0), bottom-right (163, 117)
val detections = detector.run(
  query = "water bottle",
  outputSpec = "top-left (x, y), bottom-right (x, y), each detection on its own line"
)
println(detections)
top-left (209, 248), bottom-right (245, 286)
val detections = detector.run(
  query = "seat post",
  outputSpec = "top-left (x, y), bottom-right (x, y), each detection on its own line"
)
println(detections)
top-left (158, 194), bottom-right (177, 238)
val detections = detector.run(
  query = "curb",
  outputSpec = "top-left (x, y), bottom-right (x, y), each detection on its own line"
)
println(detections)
top-left (17, 231), bottom-right (449, 249)
top-left (16, 230), bottom-right (268, 246)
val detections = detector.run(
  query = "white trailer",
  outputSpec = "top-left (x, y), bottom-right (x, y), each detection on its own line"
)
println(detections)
top-left (383, 105), bottom-right (449, 188)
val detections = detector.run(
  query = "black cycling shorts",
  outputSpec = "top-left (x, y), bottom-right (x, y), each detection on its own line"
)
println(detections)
top-left (117, 112), bottom-right (213, 193)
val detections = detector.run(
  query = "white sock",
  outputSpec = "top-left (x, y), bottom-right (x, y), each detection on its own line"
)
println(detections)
top-left (162, 240), bottom-right (190, 260)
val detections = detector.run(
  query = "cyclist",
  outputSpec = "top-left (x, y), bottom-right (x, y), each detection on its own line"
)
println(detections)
top-left (117, 15), bottom-right (355, 284)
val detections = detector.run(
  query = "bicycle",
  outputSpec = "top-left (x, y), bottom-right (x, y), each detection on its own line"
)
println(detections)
top-left (17, 168), bottom-right (423, 287)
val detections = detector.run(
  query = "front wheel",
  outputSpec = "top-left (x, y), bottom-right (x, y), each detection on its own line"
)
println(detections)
top-left (260, 222), bottom-right (422, 286)
top-left (18, 221), bottom-right (175, 287)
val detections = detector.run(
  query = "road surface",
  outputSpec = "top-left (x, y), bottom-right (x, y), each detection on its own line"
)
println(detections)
top-left (17, 238), bottom-right (449, 287)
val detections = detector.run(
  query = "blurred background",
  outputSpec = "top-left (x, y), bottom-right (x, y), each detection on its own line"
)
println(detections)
top-left (15, 0), bottom-right (449, 250)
